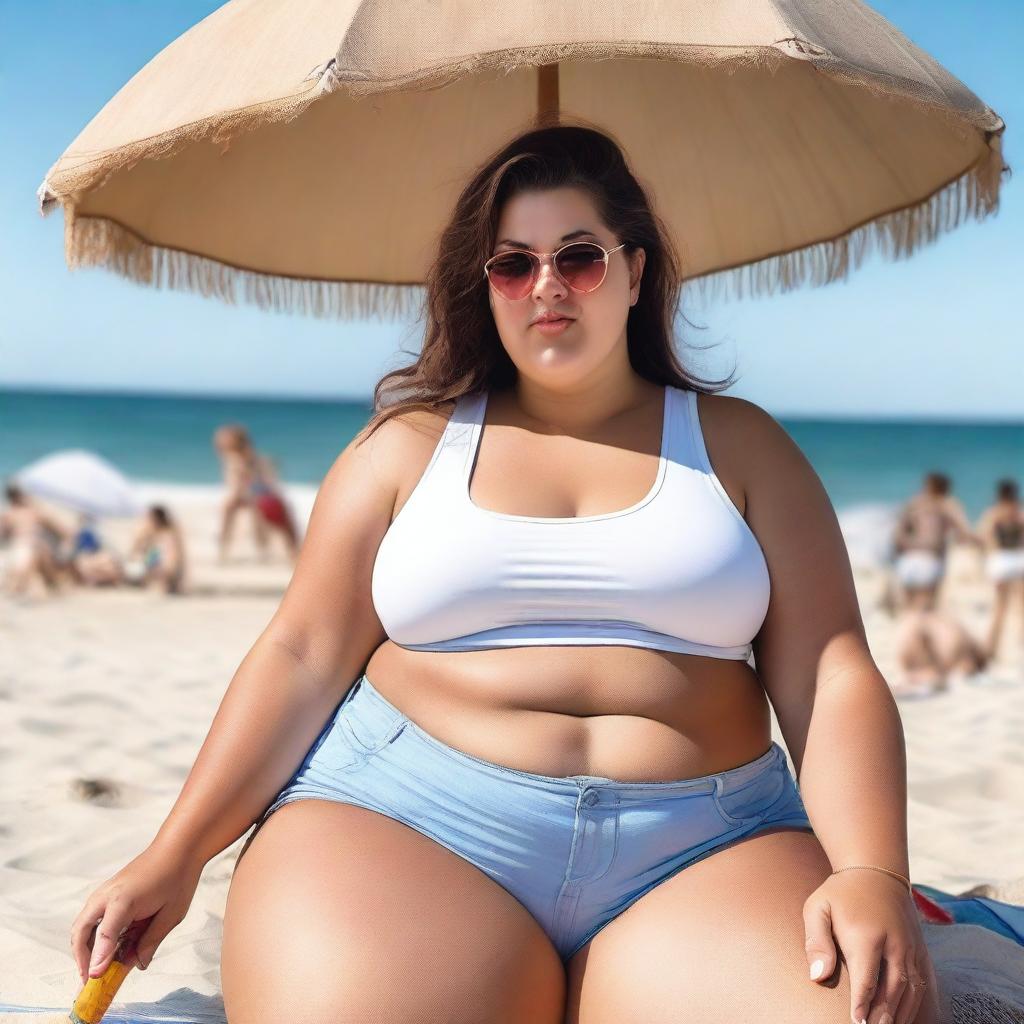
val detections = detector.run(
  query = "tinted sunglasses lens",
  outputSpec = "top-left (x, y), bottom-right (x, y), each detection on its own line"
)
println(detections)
top-left (486, 252), bottom-right (536, 299)
top-left (554, 243), bottom-right (607, 291)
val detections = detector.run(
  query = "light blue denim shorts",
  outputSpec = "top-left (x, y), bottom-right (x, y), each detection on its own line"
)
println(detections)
top-left (237, 674), bottom-right (814, 962)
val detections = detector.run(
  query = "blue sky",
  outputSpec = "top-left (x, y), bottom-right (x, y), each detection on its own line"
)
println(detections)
top-left (1, 1), bottom-right (1020, 418)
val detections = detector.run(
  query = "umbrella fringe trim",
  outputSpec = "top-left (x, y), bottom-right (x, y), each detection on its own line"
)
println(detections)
top-left (61, 136), bottom-right (1004, 319)
top-left (65, 208), bottom-right (427, 322)
top-left (686, 133), bottom-right (1007, 303)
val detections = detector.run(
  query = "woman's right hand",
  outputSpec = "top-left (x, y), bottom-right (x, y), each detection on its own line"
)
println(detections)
top-left (70, 843), bottom-right (204, 984)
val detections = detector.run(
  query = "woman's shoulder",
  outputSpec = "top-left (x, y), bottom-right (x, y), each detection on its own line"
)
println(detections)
top-left (691, 391), bottom-right (791, 463)
top-left (343, 398), bottom-right (459, 497)
top-left (357, 398), bottom-right (459, 453)
top-left (389, 398), bottom-right (459, 433)
top-left (693, 390), bottom-right (837, 521)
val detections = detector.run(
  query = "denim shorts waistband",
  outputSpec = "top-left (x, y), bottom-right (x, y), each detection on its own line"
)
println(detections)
top-left (354, 673), bottom-right (786, 798)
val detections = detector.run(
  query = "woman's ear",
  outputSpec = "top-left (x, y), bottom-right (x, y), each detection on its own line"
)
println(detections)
top-left (628, 248), bottom-right (646, 306)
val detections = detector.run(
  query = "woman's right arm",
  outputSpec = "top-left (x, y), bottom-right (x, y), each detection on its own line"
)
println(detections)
top-left (891, 502), bottom-right (913, 553)
top-left (72, 420), bottom-right (400, 981)
top-left (944, 496), bottom-right (982, 547)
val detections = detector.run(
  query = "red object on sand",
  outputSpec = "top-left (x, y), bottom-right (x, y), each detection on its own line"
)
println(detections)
top-left (913, 888), bottom-right (956, 924)
top-left (256, 492), bottom-right (288, 527)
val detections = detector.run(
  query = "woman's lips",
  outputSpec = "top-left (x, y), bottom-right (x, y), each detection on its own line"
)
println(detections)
top-left (531, 317), bottom-right (575, 335)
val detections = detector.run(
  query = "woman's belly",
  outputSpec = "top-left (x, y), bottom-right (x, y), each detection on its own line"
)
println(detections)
top-left (361, 640), bottom-right (772, 783)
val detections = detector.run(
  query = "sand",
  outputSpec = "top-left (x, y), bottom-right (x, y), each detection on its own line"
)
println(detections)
top-left (1, 485), bottom-right (1022, 1021)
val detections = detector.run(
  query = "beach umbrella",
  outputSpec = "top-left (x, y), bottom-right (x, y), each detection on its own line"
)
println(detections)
top-left (37, 0), bottom-right (1007, 320)
top-left (14, 450), bottom-right (144, 518)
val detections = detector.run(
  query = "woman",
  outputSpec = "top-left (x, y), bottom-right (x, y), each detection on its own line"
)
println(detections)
top-left (977, 478), bottom-right (1024, 661)
top-left (213, 425), bottom-right (299, 564)
top-left (126, 505), bottom-right (186, 595)
top-left (891, 606), bottom-right (990, 697)
top-left (0, 482), bottom-right (67, 597)
top-left (70, 125), bottom-right (938, 1024)
top-left (69, 514), bottom-right (125, 588)
top-left (892, 472), bottom-right (979, 612)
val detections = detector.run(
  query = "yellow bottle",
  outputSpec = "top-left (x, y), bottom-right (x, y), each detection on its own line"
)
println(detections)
top-left (69, 918), bottom-right (148, 1024)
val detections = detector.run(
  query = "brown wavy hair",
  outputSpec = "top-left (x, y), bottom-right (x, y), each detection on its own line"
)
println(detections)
top-left (357, 116), bottom-right (735, 444)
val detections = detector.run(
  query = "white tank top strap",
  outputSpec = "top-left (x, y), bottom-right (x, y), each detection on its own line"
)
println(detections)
top-left (457, 390), bottom-right (489, 484)
top-left (413, 390), bottom-right (485, 491)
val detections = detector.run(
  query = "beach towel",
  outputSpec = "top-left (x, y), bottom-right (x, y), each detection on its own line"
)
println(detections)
top-left (915, 884), bottom-right (1024, 946)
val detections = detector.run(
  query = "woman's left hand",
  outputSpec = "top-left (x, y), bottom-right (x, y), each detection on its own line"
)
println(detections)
top-left (803, 869), bottom-right (937, 1024)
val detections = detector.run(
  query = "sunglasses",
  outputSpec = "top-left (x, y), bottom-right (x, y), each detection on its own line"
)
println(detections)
top-left (483, 241), bottom-right (627, 300)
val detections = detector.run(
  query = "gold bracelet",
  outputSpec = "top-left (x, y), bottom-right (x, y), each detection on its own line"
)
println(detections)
top-left (831, 865), bottom-right (912, 895)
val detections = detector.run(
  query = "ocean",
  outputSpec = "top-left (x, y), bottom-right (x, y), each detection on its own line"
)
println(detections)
top-left (2, 388), bottom-right (1021, 523)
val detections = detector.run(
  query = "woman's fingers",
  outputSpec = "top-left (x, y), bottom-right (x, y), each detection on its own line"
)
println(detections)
top-left (901, 954), bottom-right (933, 1024)
top-left (870, 943), bottom-right (911, 1024)
top-left (894, 953), bottom-right (931, 1024)
top-left (70, 896), bottom-right (106, 984)
top-left (85, 893), bottom-right (134, 979)
top-left (803, 897), bottom-right (838, 983)
top-left (846, 933), bottom-right (885, 1024)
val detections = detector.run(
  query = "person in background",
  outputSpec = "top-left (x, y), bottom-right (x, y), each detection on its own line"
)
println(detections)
top-left (0, 482), bottom-right (70, 597)
top-left (127, 505), bottom-right (187, 595)
top-left (891, 605), bottom-right (990, 697)
top-left (891, 471), bottom-right (981, 610)
top-left (976, 478), bottom-right (1024, 662)
top-left (212, 424), bottom-right (299, 564)
top-left (68, 513), bottom-right (125, 588)
top-left (214, 424), bottom-right (270, 563)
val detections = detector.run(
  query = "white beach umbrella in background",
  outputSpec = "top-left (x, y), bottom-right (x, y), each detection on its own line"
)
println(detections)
top-left (837, 502), bottom-right (901, 571)
top-left (14, 450), bottom-right (144, 519)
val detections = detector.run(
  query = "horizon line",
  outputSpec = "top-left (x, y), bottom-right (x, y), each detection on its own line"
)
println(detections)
top-left (1, 381), bottom-right (1022, 427)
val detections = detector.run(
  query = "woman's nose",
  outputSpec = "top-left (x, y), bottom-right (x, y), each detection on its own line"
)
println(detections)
top-left (532, 259), bottom-right (567, 301)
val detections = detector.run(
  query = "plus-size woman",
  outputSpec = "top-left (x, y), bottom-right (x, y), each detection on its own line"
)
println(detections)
top-left (71, 125), bottom-right (939, 1024)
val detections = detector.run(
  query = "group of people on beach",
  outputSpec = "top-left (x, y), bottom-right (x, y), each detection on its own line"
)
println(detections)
top-left (0, 484), bottom-right (187, 597)
top-left (0, 424), bottom-right (298, 599)
top-left (887, 473), bottom-right (1024, 696)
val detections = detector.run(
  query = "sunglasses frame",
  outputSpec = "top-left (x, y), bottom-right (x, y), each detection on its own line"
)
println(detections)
top-left (483, 241), bottom-right (628, 298)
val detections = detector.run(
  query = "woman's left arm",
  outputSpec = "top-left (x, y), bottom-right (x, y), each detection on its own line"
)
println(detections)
top-left (727, 398), bottom-right (935, 1024)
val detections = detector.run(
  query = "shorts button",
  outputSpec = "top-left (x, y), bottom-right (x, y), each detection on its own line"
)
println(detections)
top-left (583, 791), bottom-right (599, 806)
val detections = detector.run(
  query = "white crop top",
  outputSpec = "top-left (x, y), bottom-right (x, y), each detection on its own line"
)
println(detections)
top-left (371, 385), bottom-right (771, 660)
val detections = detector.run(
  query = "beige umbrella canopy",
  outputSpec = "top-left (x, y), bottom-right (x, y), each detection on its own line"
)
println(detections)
top-left (38, 0), bottom-right (1007, 321)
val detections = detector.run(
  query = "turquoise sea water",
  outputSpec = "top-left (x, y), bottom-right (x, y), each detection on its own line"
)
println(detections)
top-left (1, 388), bottom-right (1021, 519)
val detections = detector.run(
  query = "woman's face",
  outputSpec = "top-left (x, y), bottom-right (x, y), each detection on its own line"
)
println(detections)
top-left (488, 187), bottom-right (645, 385)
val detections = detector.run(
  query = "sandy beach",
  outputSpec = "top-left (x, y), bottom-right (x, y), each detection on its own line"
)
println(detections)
top-left (2, 485), bottom-right (1022, 1019)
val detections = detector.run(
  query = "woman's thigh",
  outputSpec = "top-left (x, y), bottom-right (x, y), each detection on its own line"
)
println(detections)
top-left (222, 798), bottom-right (566, 1024)
top-left (564, 827), bottom-right (939, 1024)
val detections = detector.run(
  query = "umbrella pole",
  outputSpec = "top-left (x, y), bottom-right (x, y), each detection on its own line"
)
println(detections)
top-left (536, 63), bottom-right (559, 123)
